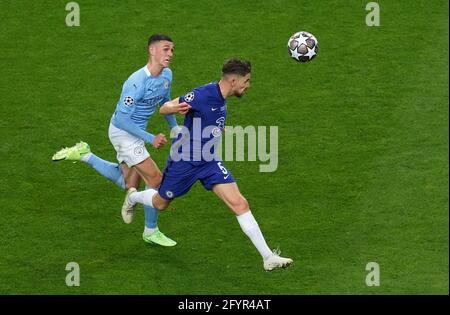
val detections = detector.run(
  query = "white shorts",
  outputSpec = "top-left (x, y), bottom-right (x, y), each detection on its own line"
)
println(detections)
top-left (108, 123), bottom-right (150, 167)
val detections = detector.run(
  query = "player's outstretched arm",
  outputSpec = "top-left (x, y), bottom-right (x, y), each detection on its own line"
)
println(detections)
top-left (160, 98), bottom-right (191, 115)
top-left (114, 111), bottom-right (156, 144)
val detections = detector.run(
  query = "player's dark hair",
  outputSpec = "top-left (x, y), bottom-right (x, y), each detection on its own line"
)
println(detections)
top-left (148, 34), bottom-right (173, 47)
top-left (222, 58), bottom-right (251, 77)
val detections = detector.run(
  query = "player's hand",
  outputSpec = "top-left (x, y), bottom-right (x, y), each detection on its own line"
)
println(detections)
top-left (152, 133), bottom-right (167, 149)
top-left (177, 102), bottom-right (191, 115)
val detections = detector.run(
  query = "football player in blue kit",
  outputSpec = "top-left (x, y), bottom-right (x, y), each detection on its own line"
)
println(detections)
top-left (124, 58), bottom-right (293, 271)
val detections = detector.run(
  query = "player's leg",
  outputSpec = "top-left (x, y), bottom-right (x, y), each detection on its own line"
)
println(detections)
top-left (52, 141), bottom-right (126, 189)
top-left (122, 156), bottom-right (176, 246)
top-left (128, 189), bottom-right (171, 211)
top-left (133, 158), bottom-right (172, 235)
top-left (212, 182), bottom-right (293, 271)
top-left (119, 162), bottom-right (141, 189)
top-left (133, 157), bottom-right (162, 189)
top-left (212, 182), bottom-right (272, 257)
top-left (125, 188), bottom-right (175, 246)
top-left (125, 154), bottom-right (163, 227)
top-left (86, 153), bottom-right (127, 189)
top-left (108, 124), bottom-right (175, 246)
top-left (132, 158), bottom-right (168, 235)
top-left (127, 159), bottom-right (198, 211)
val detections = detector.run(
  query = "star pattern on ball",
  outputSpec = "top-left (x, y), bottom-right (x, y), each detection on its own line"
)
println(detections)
top-left (304, 46), bottom-right (317, 60)
top-left (287, 31), bottom-right (319, 63)
top-left (289, 46), bottom-right (300, 60)
top-left (296, 34), bottom-right (308, 47)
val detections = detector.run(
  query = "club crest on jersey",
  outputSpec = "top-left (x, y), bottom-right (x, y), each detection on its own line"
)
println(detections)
top-left (166, 191), bottom-right (174, 198)
top-left (185, 92), bottom-right (195, 102)
top-left (124, 96), bottom-right (134, 107)
top-left (163, 79), bottom-right (169, 89)
top-left (212, 127), bottom-right (222, 137)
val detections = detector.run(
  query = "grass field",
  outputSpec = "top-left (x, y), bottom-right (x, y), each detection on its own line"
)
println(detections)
top-left (0, 0), bottom-right (448, 294)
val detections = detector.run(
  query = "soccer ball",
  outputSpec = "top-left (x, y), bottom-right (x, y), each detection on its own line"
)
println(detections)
top-left (287, 31), bottom-right (319, 63)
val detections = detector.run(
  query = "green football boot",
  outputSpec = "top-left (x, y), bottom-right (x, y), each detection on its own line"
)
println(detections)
top-left (52, 141), bottom-right (91, 161)
top-left (143, 229), bottom-right (177, 247)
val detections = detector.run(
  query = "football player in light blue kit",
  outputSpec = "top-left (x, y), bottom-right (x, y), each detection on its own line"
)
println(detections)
top-left (123, 59), bottom-right (293, 270)
top-left (52, 34), bottom-right (180, 247)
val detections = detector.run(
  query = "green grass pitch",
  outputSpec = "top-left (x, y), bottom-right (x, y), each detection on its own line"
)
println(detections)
top-left (0, 0), bottom-right (448, 294)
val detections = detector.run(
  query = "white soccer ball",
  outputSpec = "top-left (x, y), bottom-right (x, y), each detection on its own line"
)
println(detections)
top-left (287, 31), bottom-right (319, 63)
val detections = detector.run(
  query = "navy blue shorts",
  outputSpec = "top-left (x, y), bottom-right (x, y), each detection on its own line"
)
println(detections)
top-left (158, 159), bottom-right (235, 200)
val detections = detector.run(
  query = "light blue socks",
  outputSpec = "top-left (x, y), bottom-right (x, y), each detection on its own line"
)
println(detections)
top-left (86, 154), bottom-right (125, 189)
top-left (85, 153), bottom-right (159, 230)
top-left (144, 185), bottom-right (159, 229)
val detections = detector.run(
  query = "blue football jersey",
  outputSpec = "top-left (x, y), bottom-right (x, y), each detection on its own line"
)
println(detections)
top-left (177, 82), bottom-right (227, 162)
top-left (111, 66), bottom-right (172, 130)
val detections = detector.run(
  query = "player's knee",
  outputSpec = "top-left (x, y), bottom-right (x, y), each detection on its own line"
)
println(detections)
top-left (155, 200), bottom-right (167, 210)
top-left (158, 203), bottom-right (168, 211)
top-left (230, 196), bottom-right (249, 214)
top-left (153, 195), bottom-right (169, 211)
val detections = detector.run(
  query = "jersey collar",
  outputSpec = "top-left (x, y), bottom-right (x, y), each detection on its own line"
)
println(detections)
top-left (215, 82), bottom-right (225, 101)
top-left (143, 65), bottom-right (151, 77)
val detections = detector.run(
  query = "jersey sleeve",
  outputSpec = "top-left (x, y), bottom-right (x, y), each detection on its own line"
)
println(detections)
top-left (179, 89), bottom-right (204, 112)
top-left (117, 79), bottom-right (144, 114)
top-left (113, 76), bottom-right (154, 143)
top-left (113, 111), bottom-right (155, 144)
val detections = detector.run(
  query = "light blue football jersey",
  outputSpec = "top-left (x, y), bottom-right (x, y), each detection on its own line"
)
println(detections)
top-left (111, 66), bottom-right (172, 130)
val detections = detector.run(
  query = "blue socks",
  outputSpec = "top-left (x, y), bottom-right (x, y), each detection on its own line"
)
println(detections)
top-left (144, 185), bottom-right (159, 229)
top-left (86, 153), bottom-right (125, 189)
top-left (85, 153), bottom-right (159, 229)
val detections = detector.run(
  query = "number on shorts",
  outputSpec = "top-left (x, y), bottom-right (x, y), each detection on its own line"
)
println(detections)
top-left (217, 162), bottom-right (228, 175)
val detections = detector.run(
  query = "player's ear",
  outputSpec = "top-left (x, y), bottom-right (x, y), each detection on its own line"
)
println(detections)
top-left (148, 43), bottom-right (155, 56)
top-left (230, 75), bottom-right (237, 87)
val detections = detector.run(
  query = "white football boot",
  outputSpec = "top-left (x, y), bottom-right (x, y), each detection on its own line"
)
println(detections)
top-left (263, 249), bottom-right (293, 271)
top-left (121, 188), bottom-right (137, 224)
